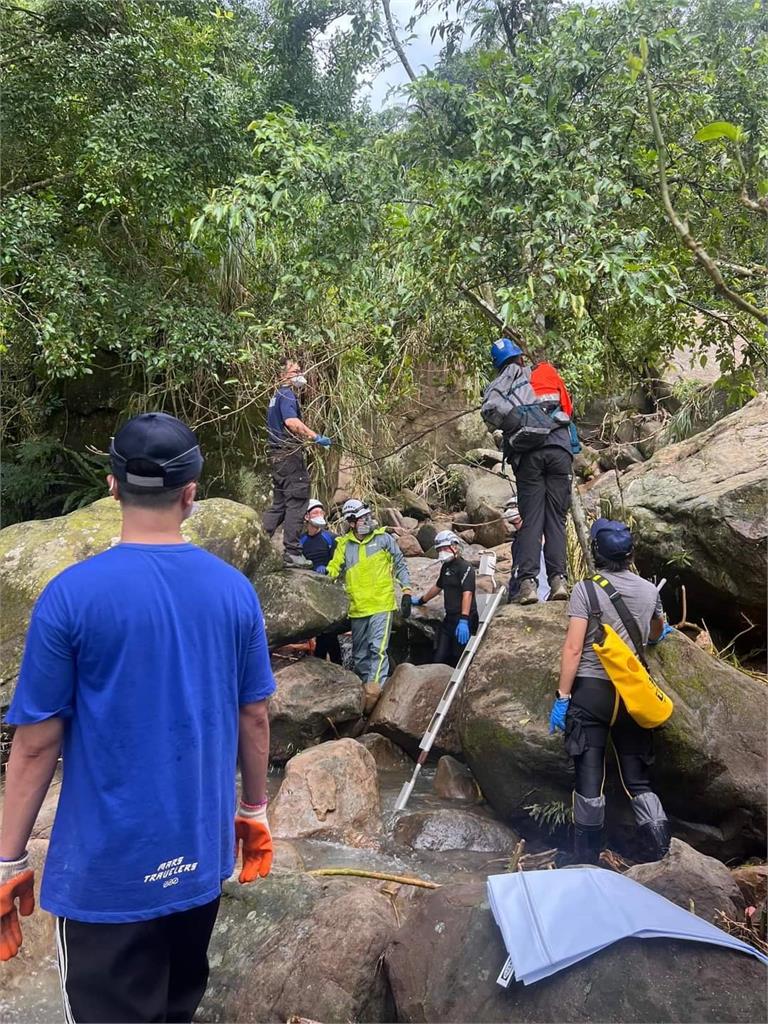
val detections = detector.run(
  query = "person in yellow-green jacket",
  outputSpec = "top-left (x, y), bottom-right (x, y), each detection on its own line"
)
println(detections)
top-left (327, 499), bottom-right (412, 688)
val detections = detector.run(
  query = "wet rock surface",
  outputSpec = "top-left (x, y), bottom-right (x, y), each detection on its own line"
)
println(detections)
top-left (394, 808), bottom-right (518, 853)
top-left (269, 659), bottom-right (363, 762)
top-left (367, 662), bottom-right (460, 758)
top-left (357, 733), bottom-right (413, 770)
top-left (269, 739), bottom-right (381, 840)
top-left (433, 755), bottom-right (479, 801)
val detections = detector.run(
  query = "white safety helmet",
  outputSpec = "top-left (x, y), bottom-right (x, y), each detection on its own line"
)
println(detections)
top-left (341, 498), bottom-right (366, 519)
top-left (307, 497), bottom-right (324, 515)
top-left (434, 529), bottom-right (461, 550)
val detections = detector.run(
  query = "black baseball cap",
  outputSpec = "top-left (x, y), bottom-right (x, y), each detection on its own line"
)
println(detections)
top-left (109, 413), bottom-right (203, 489)
top-left (590, 518), bottom-right (634, 560)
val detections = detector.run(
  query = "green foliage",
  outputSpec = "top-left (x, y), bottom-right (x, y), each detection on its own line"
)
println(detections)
top-left (2, 0), bottom-right (766, 522)
top-left (524, 800), bottom-right (573, 834)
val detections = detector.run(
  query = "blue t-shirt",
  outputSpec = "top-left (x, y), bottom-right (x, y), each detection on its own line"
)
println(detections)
top-left (266, 386), bottom-right (300, 448)
top-left (6, 543), bottom-right (276, 924)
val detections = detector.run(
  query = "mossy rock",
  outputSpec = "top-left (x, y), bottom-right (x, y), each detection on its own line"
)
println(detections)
top-left (458, 603), bottom-right (767, 858)
top-left (0, 497), bottom-right (279, 706)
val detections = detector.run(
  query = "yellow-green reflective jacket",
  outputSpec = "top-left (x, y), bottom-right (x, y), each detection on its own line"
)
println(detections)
top-left (327, 528), bottom-right (410, 618)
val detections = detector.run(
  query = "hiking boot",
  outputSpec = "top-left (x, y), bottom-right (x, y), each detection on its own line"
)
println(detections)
top-left (518, 579), bottom-right (539, 605)
top-left (637, 820), bottom-right (671, 862)
top-left (283, 552), bottom-right (313, 570)
top-left (573, 827), bottom-right (603, 866)
top-left (549, 575), bottom-right (569, 601)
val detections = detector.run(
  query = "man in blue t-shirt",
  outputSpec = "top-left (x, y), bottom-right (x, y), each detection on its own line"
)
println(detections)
top-left (0, 413), bottom-right (276, 1023)
top-left (263, 357), bottom-right (332, 569)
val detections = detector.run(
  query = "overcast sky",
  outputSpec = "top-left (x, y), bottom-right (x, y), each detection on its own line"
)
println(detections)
top-left (362, 1), bottom-right (447, 108)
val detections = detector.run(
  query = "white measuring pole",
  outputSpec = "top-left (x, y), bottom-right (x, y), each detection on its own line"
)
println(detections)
top-left (394, 583), bottom-right (507, 812)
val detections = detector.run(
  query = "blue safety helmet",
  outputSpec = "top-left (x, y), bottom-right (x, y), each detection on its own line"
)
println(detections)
top-left (490, 337), bottom-right (524, 369)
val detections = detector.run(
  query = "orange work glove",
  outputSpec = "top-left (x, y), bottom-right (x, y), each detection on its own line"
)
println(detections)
top-left (234, 802), bottom-right (273, 882)
top-left (0, 854), bottom-right (35, 962)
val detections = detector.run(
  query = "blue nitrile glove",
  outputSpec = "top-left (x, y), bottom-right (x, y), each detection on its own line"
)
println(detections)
top-left (549, 695), bottom-right (571, 734)
top-left (648, 623), bottom-right (674, 645)
top-left (313, 435), bottom-right (332, 447)
top-left (314, 564), bottom-right (328, 575)
top-left (455, 618), bottom-right (471, 646)
top-left (410, 595), bottom-right (423, 606)
top-left (569, 422), bottom-right (582, 455)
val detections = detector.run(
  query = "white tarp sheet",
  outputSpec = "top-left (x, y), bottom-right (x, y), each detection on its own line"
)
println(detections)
top-left (487, 867), bottom-right (768, 986)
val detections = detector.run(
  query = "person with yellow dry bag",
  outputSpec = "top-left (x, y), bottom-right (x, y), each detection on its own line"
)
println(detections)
top-left (550, 519), bottom-right (674, 865)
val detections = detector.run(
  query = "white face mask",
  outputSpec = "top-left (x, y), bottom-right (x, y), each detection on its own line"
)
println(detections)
top-left (308, 515), bottom-right (326, 527)
top-left (182, 501), bottom-right (200, 522)
top-left (290, 374), bottom-right (307, 390)
top-left (355, 516), bottom-right (373, 537)
top-left (437, 548), bottom-right (454, 562)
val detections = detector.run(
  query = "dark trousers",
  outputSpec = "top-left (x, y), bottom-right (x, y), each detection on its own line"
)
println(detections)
top-left (565, 677), bottom-right (655, 800)
top-left (262, 450), bottom-right (310, 557)
top-left (514, 446), bottom-right (572, 580)
top-left (433, 619), bottom-right (470, 668)
top-left (315, 631), bottom-right (342, 664)
top-left (56, 897), bottom-right (220, 1023)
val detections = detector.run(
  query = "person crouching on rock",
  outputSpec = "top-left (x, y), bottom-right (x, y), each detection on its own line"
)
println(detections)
top-left (327, 499), bottom-right (411, 693)
top-left (411, 530), bottom-right (478, 667)
top-left (549, 518), bottom-right (674, 865)
top-left (300, 498), bottom-right (342, 665)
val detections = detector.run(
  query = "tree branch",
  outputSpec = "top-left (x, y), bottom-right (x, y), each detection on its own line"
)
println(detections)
top-left (644, 74), bottom-right (767, 327)
top-left (458, 285), bottom-right (527, 344)
top-left (381, 0), bottom-right (417, 83)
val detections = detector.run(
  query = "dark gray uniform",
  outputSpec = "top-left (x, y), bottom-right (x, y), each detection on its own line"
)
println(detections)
top-left (262, 385), bottom-right (309, 558)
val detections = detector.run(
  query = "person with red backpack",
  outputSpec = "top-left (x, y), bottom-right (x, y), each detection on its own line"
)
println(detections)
top-left (481, 339), bottom-right (578, 605)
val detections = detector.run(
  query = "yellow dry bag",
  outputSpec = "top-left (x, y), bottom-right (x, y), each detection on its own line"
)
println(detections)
top-left (586, 576), bottom-right (674, 729)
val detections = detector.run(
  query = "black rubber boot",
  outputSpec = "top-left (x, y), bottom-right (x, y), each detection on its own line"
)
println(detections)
top-left (573, 827), bottom-right (603, 865)
top-left (637, 820), bottom-right (671, 862)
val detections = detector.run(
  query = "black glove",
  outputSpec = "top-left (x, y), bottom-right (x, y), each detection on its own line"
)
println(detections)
top-left (401, 593), bottom-right (412, 619)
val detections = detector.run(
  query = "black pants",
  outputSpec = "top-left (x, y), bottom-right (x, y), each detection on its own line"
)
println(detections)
top-left (56, 897), bottom-right (220, 1023)
top-left (315, 631), bottom-right (342, 664)
top-left (514, 445), bottom-right (572, 581)
top-left (262, 450), bottom-right (310, 557)
top-left (565, 677), bottom-right (655, 800)
top-left (433, 618), bottom-right (473, 668)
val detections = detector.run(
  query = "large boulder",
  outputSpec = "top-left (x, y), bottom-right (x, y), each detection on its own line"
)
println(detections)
top-left (367, 663), bottom-right (460, 758)
top-left (0, 497), bottom-right (278, 706)
top-left (254, 571), bottom-right (349, 649)
top-left (394, 808), bottom-right (518, 853)
top-left (595, 393), bottom-right (768, 634)
top-left (269, 739), bottom-right (381, 839)
top-left (201, 873), bottom-right (397, 1023)
top-left (626, 839), bottom-right (745, 923)
top-left (385, 881), bottom-right (767, 1023)
top-left (269, 660), bottom-right (364, 762)
top-left (446, 465), bottom-right (516, 548)
top-left (457, 603), bottom-right (768, 858)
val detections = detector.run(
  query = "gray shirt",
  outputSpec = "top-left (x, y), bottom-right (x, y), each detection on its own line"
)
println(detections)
top-left (568, 570), bottom-right (664, 681)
